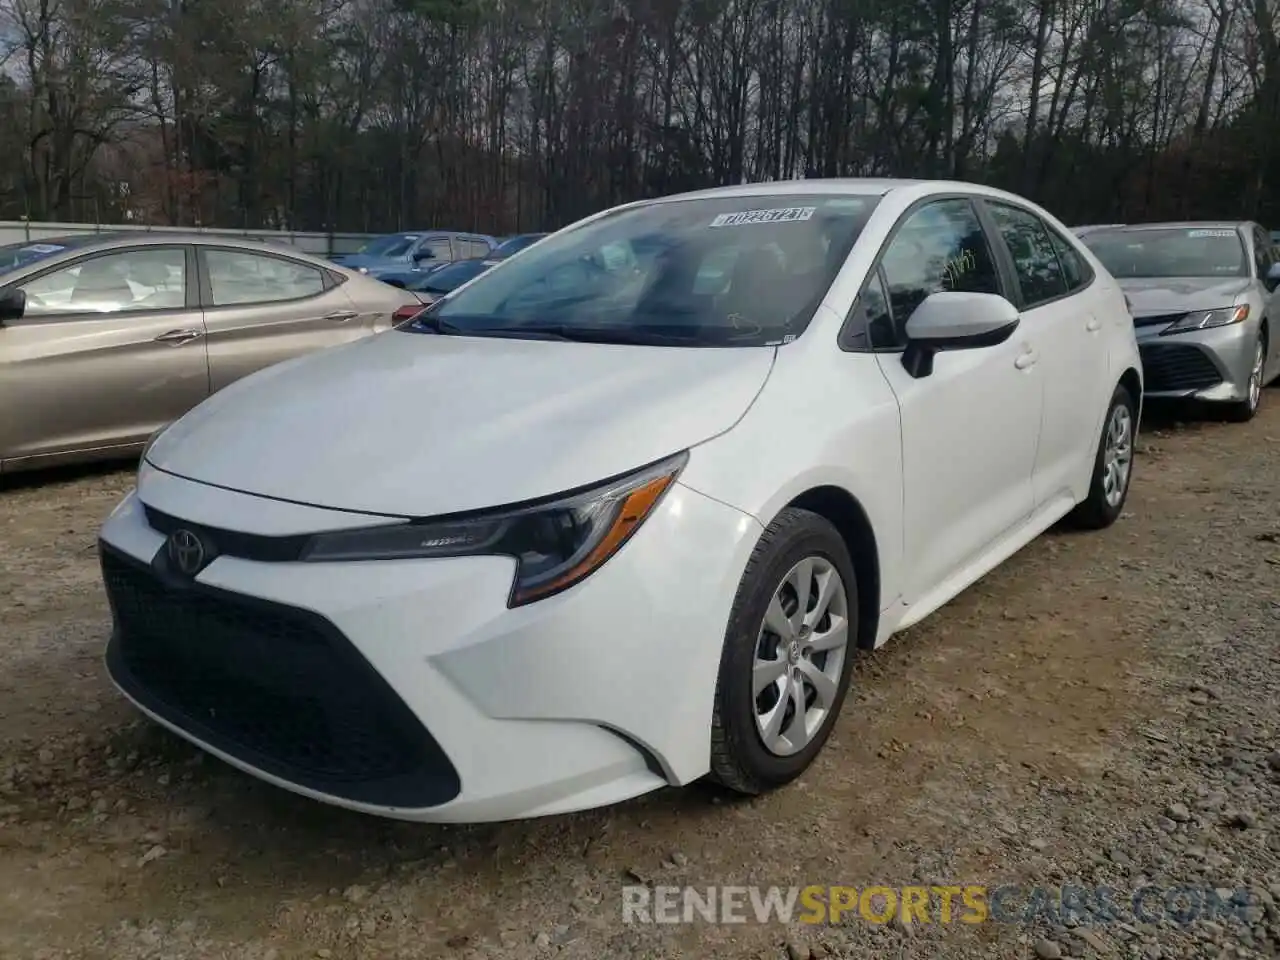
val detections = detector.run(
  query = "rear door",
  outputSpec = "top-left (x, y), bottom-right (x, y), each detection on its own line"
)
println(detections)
top-left (0, 244), bottom-right (208, 464)
top-left (458, 236), bottom-right (493, 260)
top-left (979, 200), bottom-right (1111, 508)
top-left (197, 245), bottom-right (369, 393)
top-left (408, 235), bottom-right (454, 272)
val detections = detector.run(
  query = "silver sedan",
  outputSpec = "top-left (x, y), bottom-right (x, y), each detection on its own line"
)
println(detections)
top-left (1080, 221), bottom-right (1280, 421)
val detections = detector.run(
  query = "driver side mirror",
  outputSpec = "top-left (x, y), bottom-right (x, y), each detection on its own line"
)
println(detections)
top-left (901, 291), bottom-right (1020, 379)
top-left (0, 287), bottom-right (25, 325)
top-left (1264, 261), bottom-right (1280, 292)
top-left (412, 248), bottom-right (437, 262)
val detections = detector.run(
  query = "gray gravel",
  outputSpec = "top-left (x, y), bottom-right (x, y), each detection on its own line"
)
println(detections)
top-left (0, 400), bottom-right (1277, 960)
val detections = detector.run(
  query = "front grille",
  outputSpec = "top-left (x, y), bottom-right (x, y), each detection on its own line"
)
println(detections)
top-left (143, 505), bottom-right (308, 562)
top-left (101, 544), bottom-right (461, 808)
top-left (1139, 342), bottom-right (1223, 393)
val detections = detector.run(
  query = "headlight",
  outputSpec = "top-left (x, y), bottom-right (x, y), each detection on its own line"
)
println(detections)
top-left (299, 452), bottom-right (688, 606)
top-left (1161, 304), bottom-right (1248, 335)
top-left (141, 423), bottom-right (170, 465)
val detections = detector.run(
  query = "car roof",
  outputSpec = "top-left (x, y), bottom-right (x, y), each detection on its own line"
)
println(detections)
top-left (1097, 221), bottom-right (1247, 232)
top-left (649, 179), bottom-right (923, 203)
top-left (626, 178), bottom-right (1082, 219)
top-left (0, 231), bottom-right (342, 278)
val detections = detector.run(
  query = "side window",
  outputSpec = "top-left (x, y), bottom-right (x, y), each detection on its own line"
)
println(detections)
top-left (986, 202), bottom-right (1068, 307)
top-left (205, 249), bottom-right (325, 306)
top-left (1046, 228), bottom-right (1090, 291)
top-left (1252, 228), bottom-right (1272, 277)
top-left (17, 247), bottom-right (187, 317)
top-left (876, 198), bottom-right (1002, 348)
top-left (859, 270), bottom-right (895, 350)
top-left (420, 238), bottom-right (452, 262)
top-left (465, 239), bottom-right (491, 259)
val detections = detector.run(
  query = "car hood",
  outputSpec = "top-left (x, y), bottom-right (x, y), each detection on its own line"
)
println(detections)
top-left (147, 332), bottom-right (776, 518)
top-left (1117, 276), bottom-right (1253, 316)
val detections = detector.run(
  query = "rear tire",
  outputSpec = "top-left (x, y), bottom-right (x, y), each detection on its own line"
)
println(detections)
top-left (708, 508), bottom-right (858, 795)
top-left (1066, 382), bottom-right (1137, 530)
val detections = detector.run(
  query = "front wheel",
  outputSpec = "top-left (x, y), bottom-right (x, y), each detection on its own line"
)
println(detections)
top-left (708, 508), bottom-right (858, 795)
top-left (1065, 382), bottom-right (1137, 530)
top-left (1223, 334), bottom-right (1266, 423)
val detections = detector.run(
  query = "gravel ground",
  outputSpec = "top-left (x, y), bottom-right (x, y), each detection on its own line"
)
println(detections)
top-left (0, 398), bottom-right (1278, 960)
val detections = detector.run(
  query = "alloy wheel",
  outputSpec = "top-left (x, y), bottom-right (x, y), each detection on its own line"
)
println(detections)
top-left (752, 556), bottom-right (850, 757)
top-left (1248, 340), bottom-right (1265, 412)
top-left (1102, 403), bottom-right (1133, 509)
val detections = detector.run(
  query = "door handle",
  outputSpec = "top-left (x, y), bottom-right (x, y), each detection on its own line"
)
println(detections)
top-left (1085, 318), bottom-right (1101, 332)
top-left (323, 311), bottom-right (358, 322)
top-left (1014, 348), bottom-right (1038, 370)
top-left (154, 328), bottom-right (203, 345)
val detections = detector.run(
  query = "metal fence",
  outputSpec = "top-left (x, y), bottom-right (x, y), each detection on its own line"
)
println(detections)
top-left (0, 220), bottom-right (381, 258)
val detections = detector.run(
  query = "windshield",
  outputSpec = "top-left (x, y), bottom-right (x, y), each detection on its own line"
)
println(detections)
top-left (491, 234), bottom-right (547, 259)
top-left (404, 194), bottom-right (881, 346)
top-left (415, 259), bottom-right (487, 292)
top-left (0, 236), bottom-right (97, 276)
top-left (359, 234), bottom-right (419, 258)
top-left (1083, 227), bottom-right (1247, 279)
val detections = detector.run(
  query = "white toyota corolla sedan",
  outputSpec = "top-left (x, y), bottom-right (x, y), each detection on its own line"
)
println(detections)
top-left (99, 179), bottom-right (1142, 823)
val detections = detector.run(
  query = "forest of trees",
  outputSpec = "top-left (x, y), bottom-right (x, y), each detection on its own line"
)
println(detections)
top-left (0, 0), bottom-right (1277, 235)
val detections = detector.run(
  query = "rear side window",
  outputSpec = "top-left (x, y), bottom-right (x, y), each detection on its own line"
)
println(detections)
top-left (986, 202), bottom-right (1068, 307)
top-left (204, 249), bottom-right (325, 306)
top-left (1047, 229), bottom-right (1092, 291)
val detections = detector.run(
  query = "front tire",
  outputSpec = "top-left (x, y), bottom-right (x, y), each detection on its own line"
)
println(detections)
top-left (709, 508), bottom-right (858, 795)
top-left (1066, 382), bottom-right (1137, 530)
top-left (1223, 333), bottom-right (1266, 422)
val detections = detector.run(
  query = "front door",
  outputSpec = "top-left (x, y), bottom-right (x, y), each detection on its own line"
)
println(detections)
top-left (867, 197), bottom-right (1043, 602)
top-left (0, 244), bottom-right (209, 466)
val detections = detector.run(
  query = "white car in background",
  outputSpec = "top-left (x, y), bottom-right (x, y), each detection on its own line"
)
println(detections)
top-left (99, 179), bottom-right (1142, 823)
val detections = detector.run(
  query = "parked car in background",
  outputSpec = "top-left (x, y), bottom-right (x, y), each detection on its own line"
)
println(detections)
top-left (404, 257), bottom-right (490, 300)
top-left (1079, 221), bottom-right (1280, 421)
top-left (0, 233), bottom-right (419, 473)
top-left (482, 232), bottom-right (549, 265)
top-left (1073, 224), bottom-right (1125, 237)
top-left (387, 258), bottom-right (494, 324)
top-left (330, 231), bottom-right (497, 280)
top-left (100, 178), bottom-right (1140, 823)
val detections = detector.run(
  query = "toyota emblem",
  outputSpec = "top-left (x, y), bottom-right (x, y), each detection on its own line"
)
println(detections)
top-left (167, 529), bottom-right (205, 576)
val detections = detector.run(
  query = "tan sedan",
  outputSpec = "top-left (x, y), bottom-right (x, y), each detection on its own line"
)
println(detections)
top-left (0, 233), bottom-right (419, 474)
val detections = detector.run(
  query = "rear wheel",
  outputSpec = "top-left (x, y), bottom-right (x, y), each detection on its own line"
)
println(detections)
top-left (709, 508), bottom-right (858, 795)
top-left (1223, 333), bottom-right (1266, 422)
top-left (1066, 382), bottom-right (1136, 530)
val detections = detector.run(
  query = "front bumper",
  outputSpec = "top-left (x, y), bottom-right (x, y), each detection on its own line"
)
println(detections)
top-left (1135, 318), bottom-right (1258, 402)
top-left (99, 468), bottom-right (762, 822)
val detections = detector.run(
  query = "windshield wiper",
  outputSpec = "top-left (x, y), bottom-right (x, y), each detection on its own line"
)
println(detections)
top-left (407, 312), bottom-right (468, 335)
top-left (451, 324), bottom-right (579, 341)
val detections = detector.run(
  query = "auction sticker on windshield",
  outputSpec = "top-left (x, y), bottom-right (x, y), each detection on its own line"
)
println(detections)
top-left (710, 207), bottom-right (816, 228)
top-left (22, 243), bottom-right (65, 254)
top-left (1186, 230), bottom-right (1234, 238)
